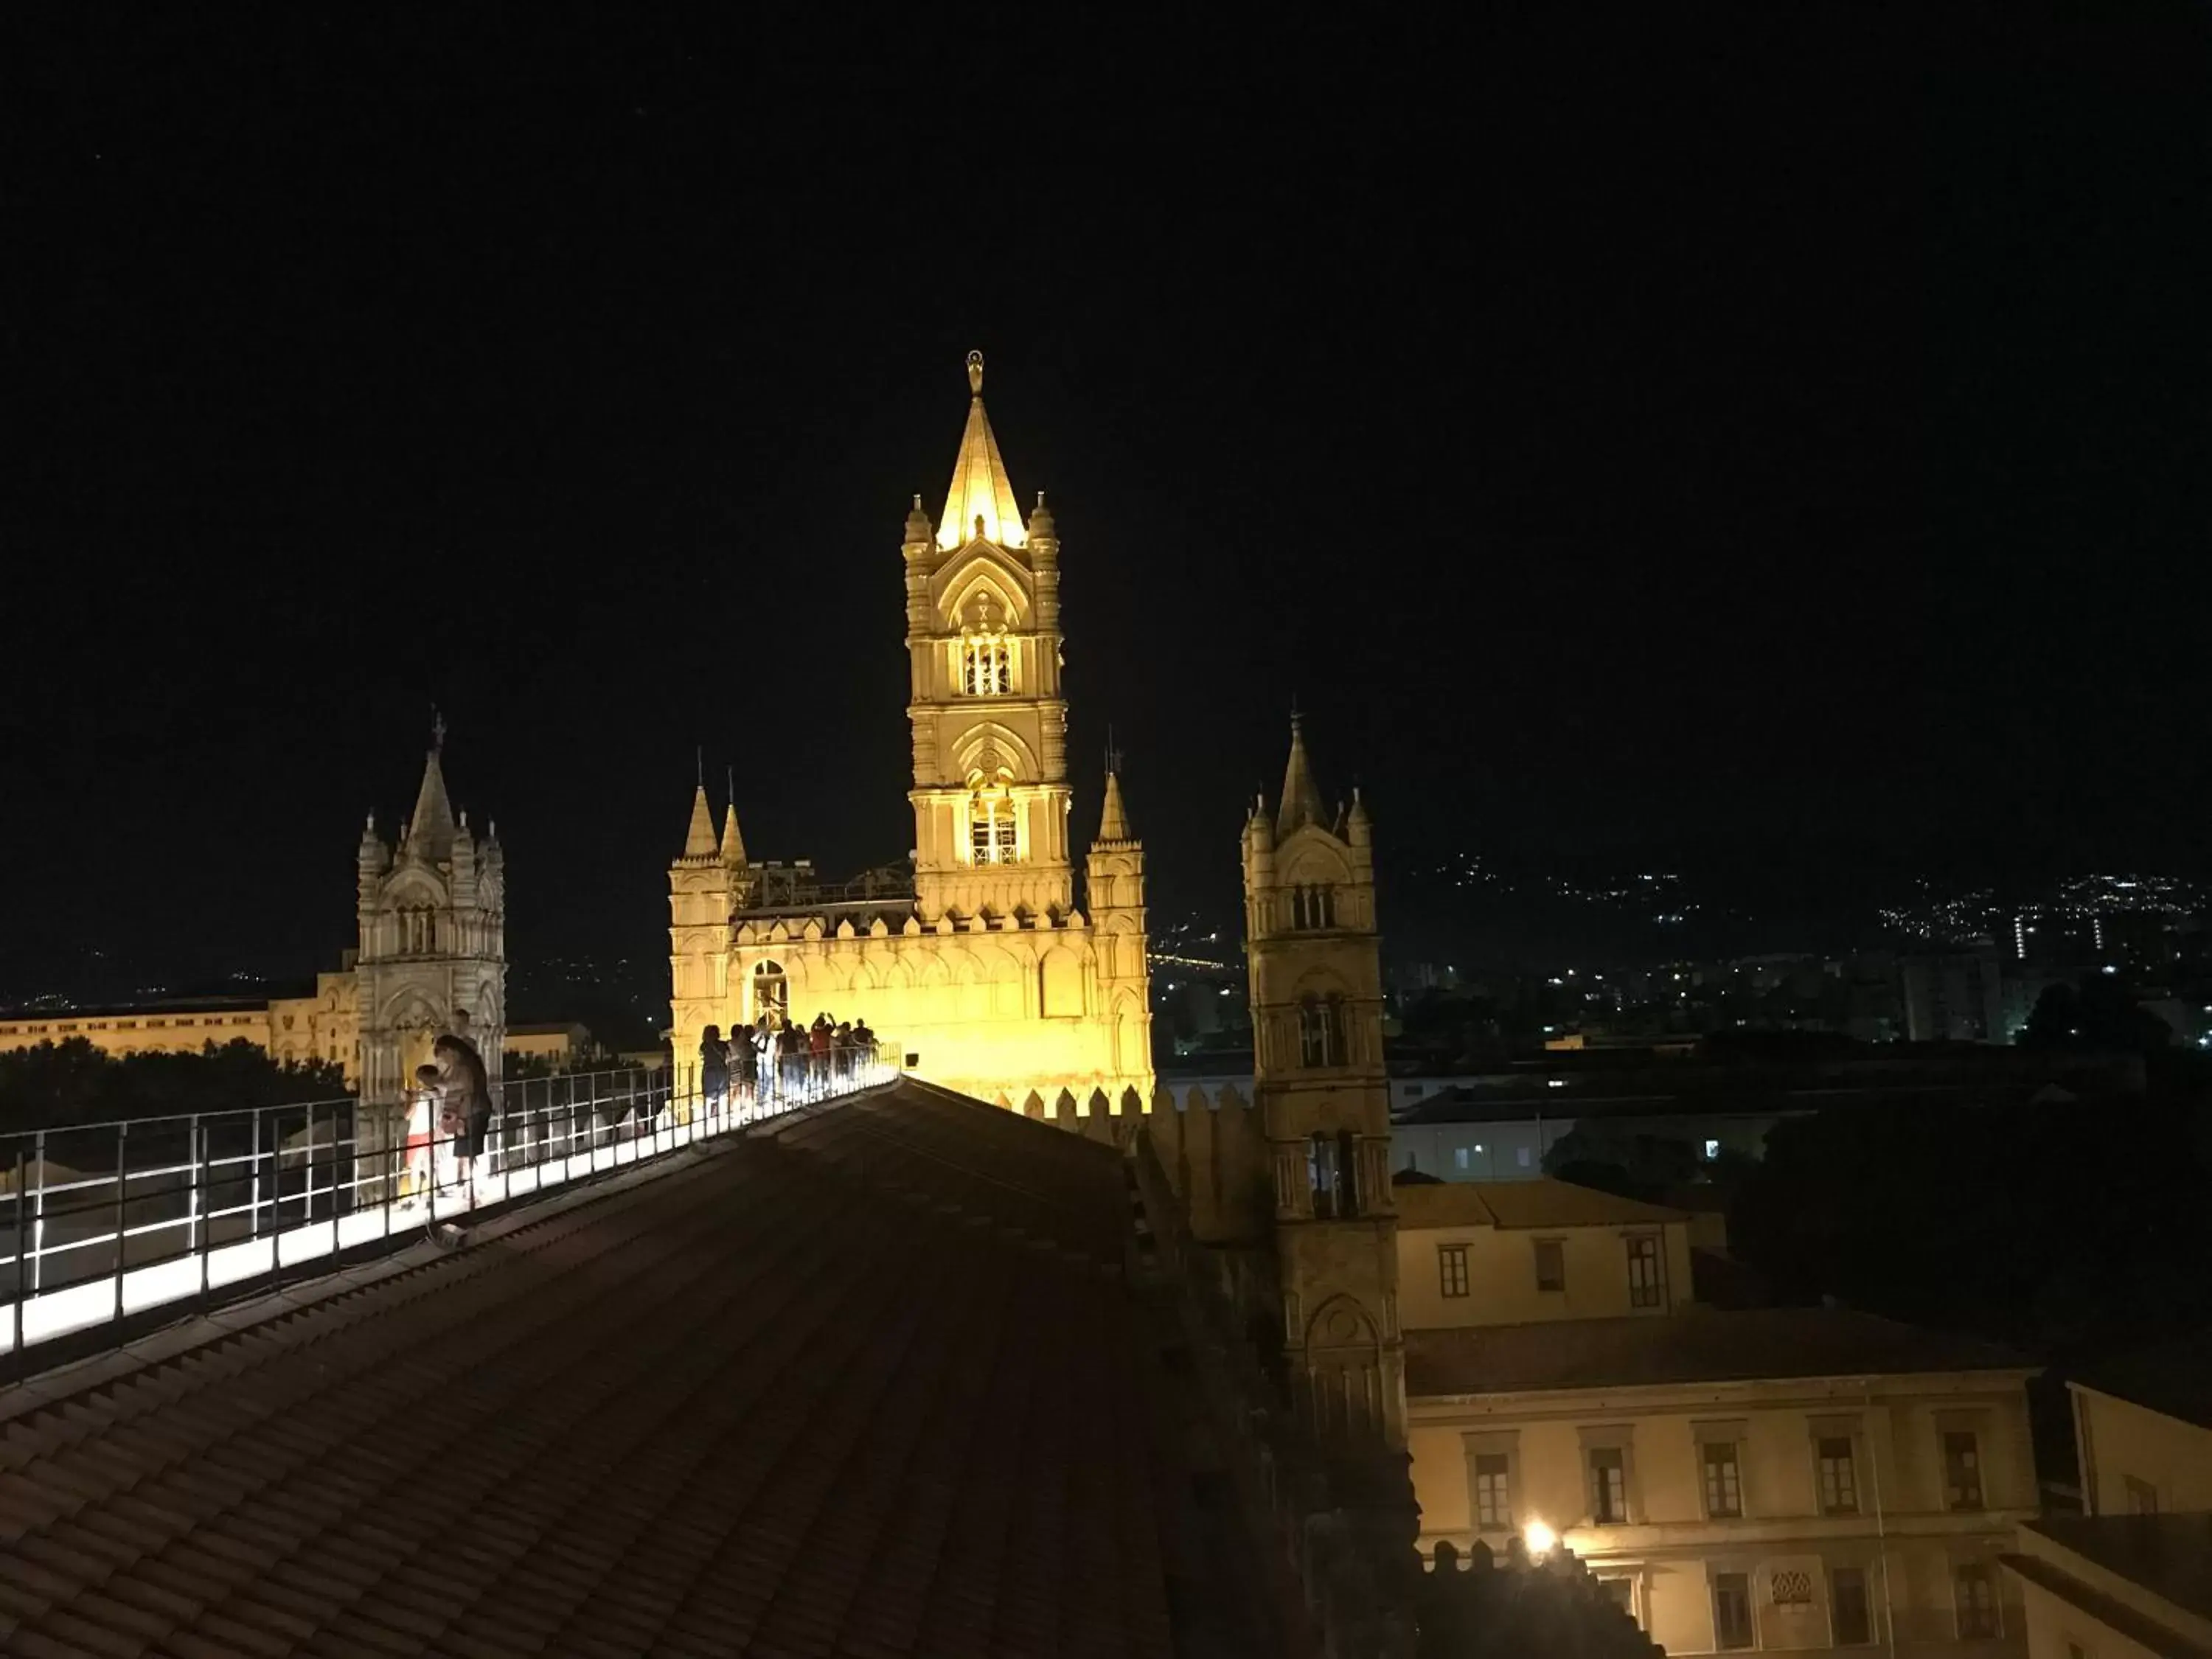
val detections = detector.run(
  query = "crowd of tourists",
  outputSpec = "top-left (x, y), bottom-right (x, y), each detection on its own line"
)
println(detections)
top-left (697, 1012), bottom-right (880, 1116)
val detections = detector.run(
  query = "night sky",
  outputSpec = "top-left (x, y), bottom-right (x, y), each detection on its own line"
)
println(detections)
top-left (7, 13), bottom-right (2209, 1000)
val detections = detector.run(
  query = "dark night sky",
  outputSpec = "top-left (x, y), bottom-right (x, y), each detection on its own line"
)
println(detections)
top-left (5, 11), bottom-right (2209, 995)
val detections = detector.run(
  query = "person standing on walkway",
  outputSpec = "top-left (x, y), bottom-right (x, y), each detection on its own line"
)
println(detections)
top-left (699, 1024), bottom-right (730, 1121)
top-left (732, 1022), bottom-right (758, 1117)
top-left (433, 1033), bottom-right (494, 1197)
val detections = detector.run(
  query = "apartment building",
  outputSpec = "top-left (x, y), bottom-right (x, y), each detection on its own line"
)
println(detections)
top-left (1398, 1178), bottom-right (2039, 1655)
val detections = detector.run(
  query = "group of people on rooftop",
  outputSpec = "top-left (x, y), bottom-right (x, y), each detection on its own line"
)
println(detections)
top-left (698, 1012), bottom-right (878, 1116)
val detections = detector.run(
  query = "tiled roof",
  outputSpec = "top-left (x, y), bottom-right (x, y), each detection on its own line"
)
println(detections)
top-left (0, 1080), bottom-right (1223, 1658)
top-left (1392, 1179), bottom-right (1686, 1233)
top-left (1407, 1307), bottom-right (2036, 1397)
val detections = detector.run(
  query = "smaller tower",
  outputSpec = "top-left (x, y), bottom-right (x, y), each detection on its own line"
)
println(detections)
top-left (354, 721), bottom-right (506, 1168)
top-left (668, 773), bottom-right (734, 1091)
top-left (1242, 714), bottom-right (1402, 1448)
top-left (1084, 759), bottom-right (1155, 1100)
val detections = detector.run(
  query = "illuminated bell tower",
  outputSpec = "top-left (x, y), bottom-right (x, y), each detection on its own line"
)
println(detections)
top-left (1243, 714), bottom-right (1402, 1448)
top-left (902, 352), bottom-right (1075, 925)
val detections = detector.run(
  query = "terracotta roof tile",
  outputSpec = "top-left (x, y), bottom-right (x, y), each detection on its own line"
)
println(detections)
top-left (0, 1081), bottom-right (1214, 1657)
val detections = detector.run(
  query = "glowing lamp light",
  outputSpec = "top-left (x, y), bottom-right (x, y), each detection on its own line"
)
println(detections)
top-left (1523, 1518), bottom-right (1558, 1559)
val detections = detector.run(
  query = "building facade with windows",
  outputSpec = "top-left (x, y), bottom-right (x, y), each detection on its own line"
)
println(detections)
top-left (1394, 1180), bottom-right (1698, 1331)
top-left (1399, 1213), bottom-right (2039, 1655)
top-left (667, 356), bottom-right (1152, 1110)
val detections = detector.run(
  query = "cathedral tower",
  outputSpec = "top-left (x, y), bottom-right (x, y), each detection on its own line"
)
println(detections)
top-left (663, 355), bottom-right (1152, 1110)
top-left (902, 352), bottom-right (1074, 926)
top-left (355, 722), bottom-right (507, 1151)
top-left (1243, 716), bottom-right (1403, 1447)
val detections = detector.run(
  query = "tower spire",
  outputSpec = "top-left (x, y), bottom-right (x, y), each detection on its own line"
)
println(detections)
top-left (720, 767), bottom-right (747, 866)
top-left (1276, 711), bottom-right (1327, 837)
top-left (937, 350), bottom-right (1025, 551)
top-left (1098, 754), bottom-right (1132, 843)
top-left (408, 720), bottom-right (459, 860)
top-left (681, 778), bottom-right (716, 858)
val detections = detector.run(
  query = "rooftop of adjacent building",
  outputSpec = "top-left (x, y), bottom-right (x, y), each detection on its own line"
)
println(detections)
top-left (0, 1077), bottom-right (1279, 1658)
top-left (1406, 1305), bottom-right (2036, 1397)
top-left (1392, 1177), bottom-right (1688, 1232)
top-left (2068, 1329), bottom-right (2212, 1433)
top-left (2006, 1513), bottom-right (2212, 1654)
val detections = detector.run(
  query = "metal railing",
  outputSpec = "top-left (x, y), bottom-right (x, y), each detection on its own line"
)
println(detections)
top-left (2, 1046), bottom-right (897, 1374)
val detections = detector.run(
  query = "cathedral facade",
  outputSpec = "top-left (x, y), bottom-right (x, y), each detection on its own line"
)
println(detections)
top-left (668, 355), bottom-right (1153, 1108)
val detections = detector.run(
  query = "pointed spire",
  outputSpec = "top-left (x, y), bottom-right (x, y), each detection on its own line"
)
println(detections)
top-left (681, 782), bottom-right (717, 858)
top-left (937, 351), bottom-right (1025, 551)
top-left (1276, 712), bottom-right (1327, 837)
top-left (408, 725), bottom-right (459, 862)
top-left (720, 768), bottom-right (747, 866)
top-left (1099, 769), bottom-right (1131, 841)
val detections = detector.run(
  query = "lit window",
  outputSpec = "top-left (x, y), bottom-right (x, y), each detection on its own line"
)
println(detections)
top-left (969, 786), bottom-right (1020, 865)
top-left (1453, 1146), bottom-right (1471, 1171)
top-left (1438, 1245), bottom-right (1470, 1298)
top-left (1818, 1436), bottom-right (1859, 1514)
top-left (751, 960), bottom-right (788, 1025)
top-left (961, 635), bottom-right (1011, 695)
top-left (1703, 1137), bottom-right (1721, 1160)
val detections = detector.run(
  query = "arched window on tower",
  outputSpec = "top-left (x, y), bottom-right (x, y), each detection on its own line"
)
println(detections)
top-left (961, 633), bottom-right (1012, 696)
top-left (1298, 993), bottom-right (1346, 1068)
top-left (1308, 1130), bottom-right (1360, 1219)
top-left (1290, 884), bottom-right (1336, 930)
top-left (751, 960), bottom-right (788, 1026)
top-left (969, 782), bottom-right (1020, 866)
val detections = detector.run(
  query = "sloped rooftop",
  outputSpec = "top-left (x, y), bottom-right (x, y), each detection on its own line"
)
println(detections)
top-left (1392, 1178), bottom-right (1688, 1233)
top-left (1407, 1307), bottom-right (2035, 1397)
top-left (0, 1079), bottom-right (1251, 1658)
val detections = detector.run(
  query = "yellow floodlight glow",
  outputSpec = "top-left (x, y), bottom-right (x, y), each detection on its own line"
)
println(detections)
top-left (1523, 1517), bottom-right (1557, 1559)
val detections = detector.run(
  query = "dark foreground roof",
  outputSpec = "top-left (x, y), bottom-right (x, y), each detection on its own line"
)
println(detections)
top-left (1407, 1307), bottom-right (2034, 1397)
top-left (2007, 1513), bottom-right (2212, 1637)
top-left (0, 1080), bottom-right (1237, 1658)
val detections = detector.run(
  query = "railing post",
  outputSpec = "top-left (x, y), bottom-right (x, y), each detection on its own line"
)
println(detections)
top-left (12, 1148), bottom-right (25, 1364)
top-left (250, 1106), bottom-right (262, 1242)
top-left (112, 1121), bottom-right (130, 1327)
top-left (332, 1103), bottom-right (341, 1254)
top-left (187, 1112), bottom-right (201, 1258)
top-left (32, 1128), bottom-right (46, 1295)
top-left (196, 1121), bottom-right (210, 1305)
